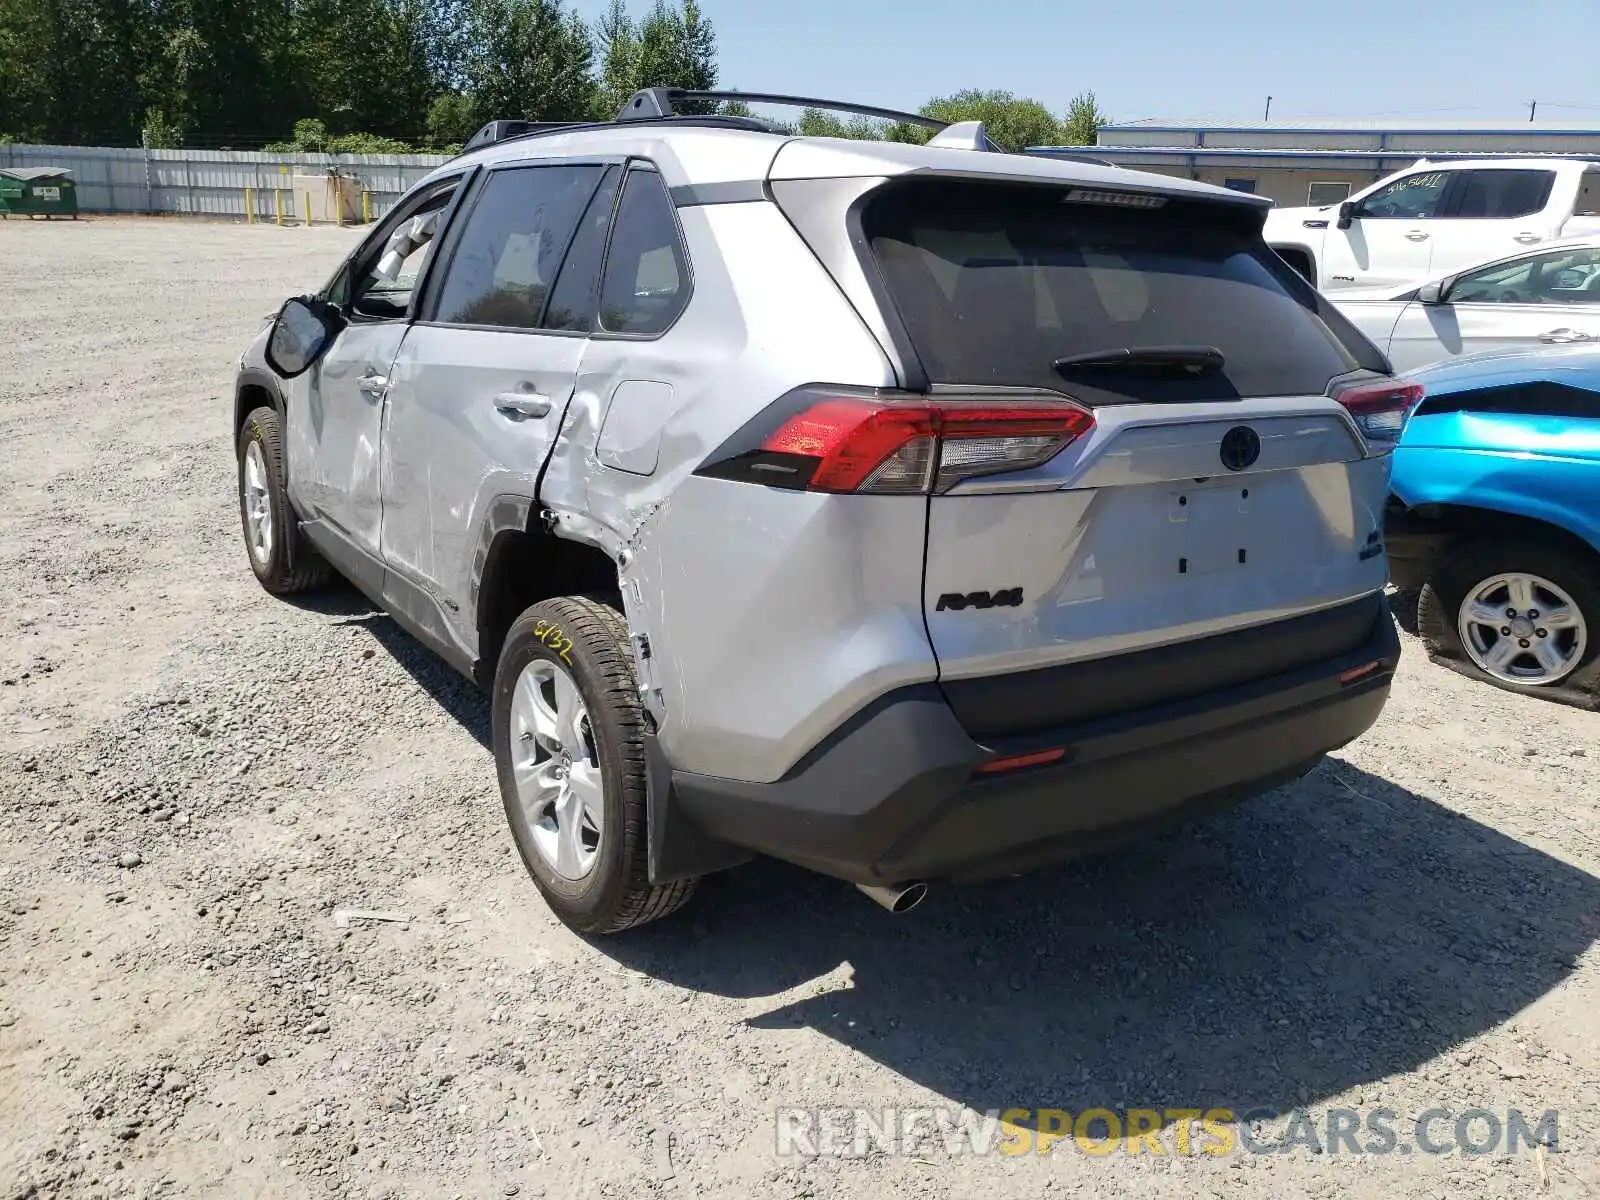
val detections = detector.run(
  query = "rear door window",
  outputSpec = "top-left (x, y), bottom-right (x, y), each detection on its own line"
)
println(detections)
top-left (1448, 170), bottom-right (1556, 220)
top-left (432, 165), bottom-right (603, 330)
top-left (863, 179), bottom-right (1359, 404)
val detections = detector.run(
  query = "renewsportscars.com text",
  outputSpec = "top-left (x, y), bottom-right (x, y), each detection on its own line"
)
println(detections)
top-left (775, 1105), bottom-right (1559, 1159)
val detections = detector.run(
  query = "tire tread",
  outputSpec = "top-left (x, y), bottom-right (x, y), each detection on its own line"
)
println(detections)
top-left (238, 405), bottom-right (333, 595)
top-left (505, 595), bottom-right (696, 933)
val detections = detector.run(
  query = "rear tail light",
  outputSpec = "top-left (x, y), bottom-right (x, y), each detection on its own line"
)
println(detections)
top-left (695, 387), bottom-right (1094, 495)
top-left (1331, 377), bottom-right (1424, 452)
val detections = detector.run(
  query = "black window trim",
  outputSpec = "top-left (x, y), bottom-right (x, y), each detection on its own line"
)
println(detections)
top-left (324, 168), bottom-right (476, 325)
top-left (1437, 167), bottom-right (1557, 221)
top-left (414, 155), bottom-right (624, 337)
top-left (590, 159), bottom-right (696, 343)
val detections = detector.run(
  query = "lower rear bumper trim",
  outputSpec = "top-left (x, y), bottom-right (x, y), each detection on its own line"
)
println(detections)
top-left (665, 599), bottom-right (1400, 884)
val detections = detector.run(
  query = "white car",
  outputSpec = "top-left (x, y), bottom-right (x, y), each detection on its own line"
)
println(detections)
top-left (1266, 158), bottom-right (1600, 292)
top-left (1333, 238), bottom-right (1600, 372)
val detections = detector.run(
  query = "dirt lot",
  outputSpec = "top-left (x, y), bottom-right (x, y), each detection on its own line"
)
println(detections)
top-left (1, 216), bottom-right (1598, 1200)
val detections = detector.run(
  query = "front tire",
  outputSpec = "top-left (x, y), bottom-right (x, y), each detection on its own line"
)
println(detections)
top-left (492, 597), bottom-right (697, 934)
top-left (1419, 536), bottom-right (1598, 687)
top-left (236, 405), bottom-right (332, 594)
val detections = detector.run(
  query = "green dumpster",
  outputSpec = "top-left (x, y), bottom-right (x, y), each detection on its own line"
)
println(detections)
top-left (0, 168), bottom-right (78, 218)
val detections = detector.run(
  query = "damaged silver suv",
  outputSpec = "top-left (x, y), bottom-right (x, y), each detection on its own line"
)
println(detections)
top-left (233, 89), bottom-right (1406, 933)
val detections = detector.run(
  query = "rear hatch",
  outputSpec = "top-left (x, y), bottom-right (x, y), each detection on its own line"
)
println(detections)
top-left (859, 177), bottom-right (1396, 738)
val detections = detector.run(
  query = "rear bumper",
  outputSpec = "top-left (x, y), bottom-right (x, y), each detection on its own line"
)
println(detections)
top-left (663, 599), bottom-right (1400, 885)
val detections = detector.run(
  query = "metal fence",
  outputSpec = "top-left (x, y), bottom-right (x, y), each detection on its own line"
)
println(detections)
top-left (0, 143), bottom-right (449, 223)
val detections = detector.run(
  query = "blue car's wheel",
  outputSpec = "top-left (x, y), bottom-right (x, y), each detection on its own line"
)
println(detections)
top-left (1420, 537), bottom-right (1599, 689)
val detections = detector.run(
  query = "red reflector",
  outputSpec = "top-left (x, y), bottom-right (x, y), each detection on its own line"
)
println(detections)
top-left (977, 747), bottom-right (1067, 774)
top-left (1339, 660), bottom-right (1383, 685)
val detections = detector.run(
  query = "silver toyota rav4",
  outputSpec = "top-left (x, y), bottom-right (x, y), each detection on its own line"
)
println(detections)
top-left (234, 89), bottom-right (1407, 934)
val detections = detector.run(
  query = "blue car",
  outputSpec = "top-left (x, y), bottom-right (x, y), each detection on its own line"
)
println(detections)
top-left (1386, 343), bottom-right (1600, 704)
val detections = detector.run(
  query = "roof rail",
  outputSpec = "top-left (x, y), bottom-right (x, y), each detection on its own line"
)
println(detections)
top-left (617, 88), bottom-right (945, 131)
top-left (461, 119), bottom-right (587, 153)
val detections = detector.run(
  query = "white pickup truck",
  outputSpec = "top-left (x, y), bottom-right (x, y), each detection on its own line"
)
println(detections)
top-left (1265, 158), bottom-right (1600, 292)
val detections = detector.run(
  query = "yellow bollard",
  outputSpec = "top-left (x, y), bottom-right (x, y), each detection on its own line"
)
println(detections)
top-left (362, 190), bottom-right (372, 224)
top-left (244, 187), bottom-right (254, 225)
top-left (274, 188), bottom-right (283, 226)
top-left (304, 191), bottom-right (312, 228)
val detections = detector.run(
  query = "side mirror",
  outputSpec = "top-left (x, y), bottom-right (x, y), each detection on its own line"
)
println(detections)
top-left (265, 296), bottom-right (342, 378)
top-left (1417, 280), bottom-right (1445, 305)
top-left (1336, 201), bottom-right (1356, 231)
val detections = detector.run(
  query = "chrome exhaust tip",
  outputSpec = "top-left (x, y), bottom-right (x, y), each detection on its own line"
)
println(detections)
top-left (855, 880), bottom-right (928, 914)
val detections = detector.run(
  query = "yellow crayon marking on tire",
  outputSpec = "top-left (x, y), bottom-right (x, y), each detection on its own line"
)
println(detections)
top-left (533, 620), bottom-right (574, 664)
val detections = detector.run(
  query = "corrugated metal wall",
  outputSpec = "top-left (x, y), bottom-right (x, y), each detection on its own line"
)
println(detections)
top-left (0, 144), bottom-right (448, 221)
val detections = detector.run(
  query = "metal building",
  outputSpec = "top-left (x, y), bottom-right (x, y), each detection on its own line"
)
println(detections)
top-left (1032, 118), bottom-right (1600, 207)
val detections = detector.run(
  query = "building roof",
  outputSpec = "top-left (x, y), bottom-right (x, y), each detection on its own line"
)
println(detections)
top-left (1102, 116), bottom-right (1600, 135)
top-left (0, 167), bottom-right (73, 181)
top-left (1044, 146), bottom-right (1600, 164)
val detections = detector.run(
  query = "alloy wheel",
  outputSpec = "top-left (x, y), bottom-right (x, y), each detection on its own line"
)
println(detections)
top-left (1457, 571), bottom-right (1588, 685)
top-left (508, 659), bottom-right (604, 879)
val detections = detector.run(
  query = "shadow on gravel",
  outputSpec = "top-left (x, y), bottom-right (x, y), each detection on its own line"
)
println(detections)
top-left (599, 760), bottom-right (1600, 1126)
top-left (282, 581), bottom-right (383, 619)
top-left (313, 584), bottom-right (493, 748)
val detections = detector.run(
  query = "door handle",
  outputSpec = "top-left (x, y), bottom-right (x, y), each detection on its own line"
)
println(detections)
top-left (494, 389), bottom-right (552, 419)
top-left (356, 369), bottom-right (389, 399)
top-left (1404, 230), bottom-right (1429, 242)
top-left (1514, 232), bottom-right (1542, 244)
top-left (1538, 328), bottom-right (1595, 344)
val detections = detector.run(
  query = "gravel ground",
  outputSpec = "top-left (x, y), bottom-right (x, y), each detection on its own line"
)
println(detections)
top-left (1, 217), bottom-right (1598, 1200)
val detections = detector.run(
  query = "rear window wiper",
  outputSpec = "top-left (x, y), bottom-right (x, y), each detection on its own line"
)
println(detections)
top-left (1053, 345), bottom-right (1226, 376)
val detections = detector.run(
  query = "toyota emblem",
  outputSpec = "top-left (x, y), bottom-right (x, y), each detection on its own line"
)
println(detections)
top-left (1219, 426), bottom-right (1261, 471)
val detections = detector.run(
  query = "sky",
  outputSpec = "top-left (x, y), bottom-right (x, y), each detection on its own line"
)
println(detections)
top-left (571, 0), bottom-right (1600, 128)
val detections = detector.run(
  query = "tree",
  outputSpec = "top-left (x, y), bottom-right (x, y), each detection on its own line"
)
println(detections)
top-left (1062, 90), bottom-right (1108, 146)
top-left (592, 0), bottom-right (716, 119)
top-left (0, 0), bottom-right (54, 141)
top-left (165, 0), bottom-right (298, 147)
top-left (140, 106), bottom-right (182, 147)
top-left (919, 89), bottom-right (1063, 152)
top-left (288, 0), bottom-right (436, 140)
top-left (795, 108), bottom-right (883, 141)
top-left (593, 0), bottom-right (637, 118)
top-left (7, 0), bottom-right (154, 145)
top-left (426, 92), bottom-right (477, 147)
top-left (462, 0), bottom-right (596, 124)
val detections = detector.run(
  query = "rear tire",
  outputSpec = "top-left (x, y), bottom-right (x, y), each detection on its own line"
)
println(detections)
top-left (1419, 536), bottom-right (1599, 687)
top-left (492, 596), bottom-right (697, 934)
top-left (237, 405), bottom-right (332, 595)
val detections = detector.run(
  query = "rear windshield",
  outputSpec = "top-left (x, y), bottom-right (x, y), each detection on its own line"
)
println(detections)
top-left (863, 179), bottom-right (1360, 404)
